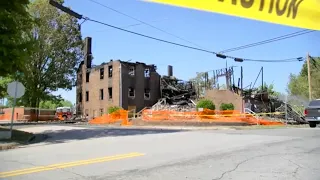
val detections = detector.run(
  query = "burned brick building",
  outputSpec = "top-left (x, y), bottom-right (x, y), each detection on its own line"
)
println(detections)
top-left (76, 37), bottom-right (161, 118)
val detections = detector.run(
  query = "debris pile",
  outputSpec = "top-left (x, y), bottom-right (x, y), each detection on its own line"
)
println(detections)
top-left (243, 89), bottom-right (307, 124)
top-left (152, 75), bottom-right (197, 111)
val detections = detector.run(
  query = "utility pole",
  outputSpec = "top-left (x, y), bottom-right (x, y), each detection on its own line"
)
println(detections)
top-left (307, 53), bottom-right (312, 100)
top-left (241, 66), bottom-right (243, 113)
top-left (225, 67), bottom-right (230, 90)
top-left (261, 67), bottom-right (264, 91)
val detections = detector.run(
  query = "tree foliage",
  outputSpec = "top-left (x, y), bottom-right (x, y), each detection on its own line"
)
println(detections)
top-left (0, 0), bottom-right (33, 76)
top-left (196, 99), bottom-right (215, 110)
top-left (39, 99), bottom-right (73, 109)
top-left (190, 72), bottom-right (216, 97)
top-left (14, 0), bottom-right (83, 108)
top-left (6, 95), bottom-right (73, 109)
top-left (0, 76), bottom-right (14, 99)
top-left (288, 57), bottom-right (320, 99)
top-left (258, 82), bottom-right (280, 97)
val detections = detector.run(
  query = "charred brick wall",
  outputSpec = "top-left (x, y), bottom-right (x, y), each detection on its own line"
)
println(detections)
top-left (76, 60), bottom-right (160, 119)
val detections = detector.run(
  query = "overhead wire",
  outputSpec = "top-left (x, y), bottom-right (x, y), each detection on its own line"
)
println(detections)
top-left (88, 0), bottom-right (205, 48)
top-left (87, 18), bottom-right (213, 54)
top-left (87, 0), bottom-right (307, 63)
top-left (51, 0), bottom-right (309, 64)
top-left (244, 57), bottom-right (305, 62)
top-left (220, 30), bottom-right (315, 53)
top-left (52, 0), bottom-right (304, 63)
top-left (92, 19), bottom-right (168, 33)
top-left (88, 18), bottom-right (303, 63)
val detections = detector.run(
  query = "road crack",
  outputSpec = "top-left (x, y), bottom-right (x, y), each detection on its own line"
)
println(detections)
top-left (212, 153), bottom-right (284, 180)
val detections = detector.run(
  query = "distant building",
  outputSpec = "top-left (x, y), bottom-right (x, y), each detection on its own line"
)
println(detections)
top-left (76, 37), bottom-right (161, 118)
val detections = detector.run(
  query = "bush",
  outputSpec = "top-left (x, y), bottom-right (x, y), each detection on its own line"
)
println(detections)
top-left (220, 103), bottom-right (235, 110)
top-left (107, 106), bottom-right (122, 114)
top-left (196, 99), bottom-right (215, 110)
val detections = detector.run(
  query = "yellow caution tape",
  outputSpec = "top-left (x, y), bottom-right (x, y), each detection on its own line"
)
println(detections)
top-left (146, 0), bottom-right (320, 30)
top-left (144, 111), bottom-right (285, 117)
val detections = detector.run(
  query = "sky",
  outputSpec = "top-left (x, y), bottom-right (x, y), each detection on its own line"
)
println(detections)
top-left (53, 0), bottom-right (320, 104)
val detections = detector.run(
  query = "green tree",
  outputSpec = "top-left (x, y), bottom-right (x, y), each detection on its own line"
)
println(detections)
top-left (190, 72), bottom-right (216, 97)
top-left (39, 99), bottom-right (73, 109)
top-left (0, 76), bottom-right (14, 99)
top-left (15, 0), bottom-right (83, 108)
top-left (0, 0), bottom-right (33, 76)
top-left (258, 83), bottom-right (280, 97)
top-left (219, 84), bottom-right (227, 90)
top-left (288, 57), bottom-right (320, 99)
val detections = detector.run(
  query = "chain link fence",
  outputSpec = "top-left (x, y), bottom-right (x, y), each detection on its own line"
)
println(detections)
top-left (274, 94), bottom-right (308, 124)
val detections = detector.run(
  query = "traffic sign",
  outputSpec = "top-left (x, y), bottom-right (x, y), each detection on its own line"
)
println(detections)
top-left (7, 81), bottom-right (25, 98)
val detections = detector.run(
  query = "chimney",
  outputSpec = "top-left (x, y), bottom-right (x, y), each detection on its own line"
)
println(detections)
top-left (84, 37), bottom-right (92, 68)
top-left (168, 65), bottom-right (173, 77)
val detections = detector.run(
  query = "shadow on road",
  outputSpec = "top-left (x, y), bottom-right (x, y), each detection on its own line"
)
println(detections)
top-left (41, 128), bottom-right (183, 144)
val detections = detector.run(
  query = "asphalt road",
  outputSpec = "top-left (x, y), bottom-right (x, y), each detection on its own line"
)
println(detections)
top-left (0, 126), bottom-right (319, 180)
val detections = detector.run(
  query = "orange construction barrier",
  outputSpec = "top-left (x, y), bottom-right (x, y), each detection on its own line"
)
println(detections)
top-left (89, 110), bottom-right (131, 126)
top-left (141, 109), bottom-right (284, 126)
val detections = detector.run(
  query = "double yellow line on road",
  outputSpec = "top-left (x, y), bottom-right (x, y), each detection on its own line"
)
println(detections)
top-left (0, 152), bottom-right (144, 178)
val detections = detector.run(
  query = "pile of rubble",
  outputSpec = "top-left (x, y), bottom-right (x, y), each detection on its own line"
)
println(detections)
top-left (243, 88), bottom-right (307, 124)
top-left (152, 75), bottom-right (197, 111)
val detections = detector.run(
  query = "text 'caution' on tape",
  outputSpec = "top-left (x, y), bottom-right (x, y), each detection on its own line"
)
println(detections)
top-left (146, 0), bottom-right (320, 30)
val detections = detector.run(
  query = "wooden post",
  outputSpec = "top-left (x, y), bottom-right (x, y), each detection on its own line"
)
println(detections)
top-left (307, 53), bottom-right (312, 100)
top-left (241, 66), bottom-right (244, 113)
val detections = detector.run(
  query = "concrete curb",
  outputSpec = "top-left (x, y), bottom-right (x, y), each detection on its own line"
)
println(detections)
top-left (112, 125), bottom-right (237, 131)
top-left (113, 124), bottom-right (308, 131)
top-left (0, 134), bottom-right (48, 151)
top-left (0, 142), bottom-right (19, 151)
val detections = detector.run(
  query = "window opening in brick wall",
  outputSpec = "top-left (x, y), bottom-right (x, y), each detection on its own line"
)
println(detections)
top-left (144, 89), bottom-right (150, 99)
top-left (144, 68), bottom-right (150, 77)
top-left (86, 91), bottom-right (89, 101)
top-left (100, 68), bottom-right (104, 79)
top-left (79, 92), bottom-right (82, 102)
top-left (108, 87), bottom-right (112, 99)
top-left (86, 72), bottom-right (90, 82)
top-left (128, 87), bottom-right (135, 98)
top-left (129, 66), bottom-right (135, 76)
top-left (100, 89), bottom-right (104, 100)
top-left (99, 108), bottom-right (104, 116)
top-left (108, 65), bottom-right (113, 77)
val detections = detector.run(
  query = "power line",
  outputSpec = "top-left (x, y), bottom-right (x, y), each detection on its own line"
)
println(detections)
top-left (94, 18), bottom-right (166, 32)
top-left (88, 19), bottom-right (214, 53)
top-left (220, 30), bottom-right (315, 53)
top-left (245, 57), bottom-right (305, 62)
top-left (88, 0), bottom-right (310, 63)
top-left (88, 18), bottom-right (303, 63)
top-left (88, 0), bottom-right (205, 48)
top-left (49, 0), bottom-right (304, 63)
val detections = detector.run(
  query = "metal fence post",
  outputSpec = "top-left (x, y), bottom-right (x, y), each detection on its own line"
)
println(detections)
top-left (285, 94), bottom-right (288, 125)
